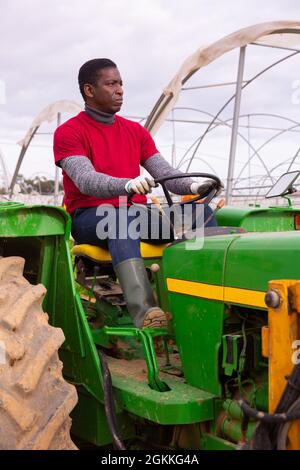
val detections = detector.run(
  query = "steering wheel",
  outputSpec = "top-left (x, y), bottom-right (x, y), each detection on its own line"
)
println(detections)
top-left (151, 172), bottom-right (222, 240)
top-left (154, 172), bottom-right (222, 207)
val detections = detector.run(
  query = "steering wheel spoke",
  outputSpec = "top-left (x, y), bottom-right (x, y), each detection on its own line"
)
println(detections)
top-left (154, 172), bottom-right (222, 208)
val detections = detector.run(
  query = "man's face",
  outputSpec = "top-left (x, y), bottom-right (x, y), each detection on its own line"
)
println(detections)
top-left (84, 67), bottom-right (123, 114)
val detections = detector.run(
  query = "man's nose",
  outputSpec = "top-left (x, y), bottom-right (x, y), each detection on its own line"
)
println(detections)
top-left (115, 84), bottom-right (123, 95)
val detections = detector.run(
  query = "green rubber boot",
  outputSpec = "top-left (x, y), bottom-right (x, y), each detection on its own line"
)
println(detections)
top-left (114, 258), bottom-right (167, 329)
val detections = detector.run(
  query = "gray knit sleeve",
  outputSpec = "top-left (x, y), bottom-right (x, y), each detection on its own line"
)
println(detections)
top-left (143, 153), bottom-right (194, 195)
top-left (60, 156), bottom-right (130, 198)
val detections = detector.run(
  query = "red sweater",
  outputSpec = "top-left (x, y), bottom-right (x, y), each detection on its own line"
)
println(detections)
top-left (53, 112), bottom-right (158, 214)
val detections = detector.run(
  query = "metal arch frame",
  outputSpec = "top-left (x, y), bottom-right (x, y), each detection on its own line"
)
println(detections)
top-left (9, 122), bottom-right (63, 201)
top-left (167, 109), bottom-right (300, 202)
top-left (145, 23), bottom-right (300, 135)
top-left (9, 126), bottom-right (39, 198)
top-left (183, 49), bottom-right (300, 173)
top-left (233, 114), bottom-right (300, 184)
top-left (148, 44), bottom-right (300, 203)
top-left (232, 114), bottom-right (300, 185)
top-left (172, 107), bottom-right (272, 181)
top-left (157, 44), bottom-right (299, 198)
top-left (287, 147), bottom-right (300, 173)
top-left (9, 100), bottom-right (82, 199)
top-left (202, 113), bottom-right (300, 183)
top-left (272, 153), bottom-right (300, 174)
top-left (132, 107), bottom-right (300, 202)
top-left (177, 156), bottom-right (217, 173)
top-left (230, 151), bottom-right (300, 201)
top-left (226, 46), bottom-right (246, 204)
top-left (0, 147), bottom-right (9, 192)
top-left (234, 121), bottom-right (300, 186)
top-left (254, 174), bottom-right (277, 200)
top-left (165, 111), bottom-right (300, 170)
top-left (183, 112), bottom-right (300, 189)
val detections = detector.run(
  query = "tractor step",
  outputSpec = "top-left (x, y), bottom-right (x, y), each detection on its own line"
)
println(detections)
top-left (107, 356), bottom-right (215, 425)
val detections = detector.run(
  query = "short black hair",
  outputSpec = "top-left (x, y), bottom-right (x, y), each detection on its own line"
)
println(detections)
top-left (78, 58), bottom-right (117, 100)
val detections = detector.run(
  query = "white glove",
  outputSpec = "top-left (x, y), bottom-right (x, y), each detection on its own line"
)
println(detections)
top-left (125, 175), bottom-right (156, 195)
top-left (190, 180), bottom-right (223, 196)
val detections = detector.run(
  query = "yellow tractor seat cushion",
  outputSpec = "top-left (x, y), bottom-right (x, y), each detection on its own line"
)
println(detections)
top-left (72, 242), bottom-right (169, 263)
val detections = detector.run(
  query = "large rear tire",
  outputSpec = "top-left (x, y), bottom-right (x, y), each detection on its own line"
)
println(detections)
top-left (0, 256), bottom-right (78, 449)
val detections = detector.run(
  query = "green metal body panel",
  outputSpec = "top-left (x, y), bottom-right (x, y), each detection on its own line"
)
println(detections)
top-left (216, 205), bottom-right (300, 232)
top-left (163, 236), bottom-right (238, 396)
top-left (144, 258), bottom-right (170, 313)
top-left (162, 231), bottom-right (300, 400)
top-left (224, 231), bottom-right (300, 292)
top-left (112, 374), bottom-right (215, 425)
top-left (0, 203), bottom-right (71, 237)
top-left (221, 417), bottom-right (257, 442)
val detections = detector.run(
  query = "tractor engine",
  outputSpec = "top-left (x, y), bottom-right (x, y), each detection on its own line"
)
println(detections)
top-left (163, 229), bottom-right (300, 449)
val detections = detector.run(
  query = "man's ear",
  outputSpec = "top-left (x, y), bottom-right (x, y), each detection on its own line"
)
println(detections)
top-left (84, 83), bottom-right (94, 98)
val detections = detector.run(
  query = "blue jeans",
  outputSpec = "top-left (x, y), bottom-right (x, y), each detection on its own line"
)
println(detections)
top-left (71, 203), bottom-right (216, 266)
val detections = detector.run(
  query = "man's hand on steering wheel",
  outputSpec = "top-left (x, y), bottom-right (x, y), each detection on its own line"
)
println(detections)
top-left (190, 179), bottom-right (224, 198)
top-left (154, 172), bottom-right (223, 208)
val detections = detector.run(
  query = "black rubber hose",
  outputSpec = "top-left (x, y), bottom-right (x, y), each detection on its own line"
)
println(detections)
top-left (98, 350), bottom-right (126, 450)
top-left (270, 362), bottom-right (300, 447)
top-left (275, 362), bottom-right (300, 414)
top-left (247, 362), bottom-right (300, 449)
top-left (238, 399), bottom-right (300, 423)
top-left (277, 397), bottom-right (300, 450)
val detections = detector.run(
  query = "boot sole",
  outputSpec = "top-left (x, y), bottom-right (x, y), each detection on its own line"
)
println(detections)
top-left (142, 309), bottom-right (168, 329)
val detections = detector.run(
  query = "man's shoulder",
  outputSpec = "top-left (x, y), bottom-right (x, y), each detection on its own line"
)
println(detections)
top-left (116, 115), bottom-right (143, 131)
top-left (54, 112), bottom-right (86, 136)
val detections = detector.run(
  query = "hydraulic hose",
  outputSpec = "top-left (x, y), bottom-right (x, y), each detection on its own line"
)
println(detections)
top-left (238, 399), bottom-right (300, 424)
top-left (240, 362), bottom-right (300, 449)
top-left (277, 397), bottom-right (300, 450)
top-left (98, 350), bottom-right (126, 450)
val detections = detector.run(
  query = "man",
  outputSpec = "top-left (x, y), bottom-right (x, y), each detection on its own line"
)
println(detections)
top-left (54, 58), bottom-right (218, 329)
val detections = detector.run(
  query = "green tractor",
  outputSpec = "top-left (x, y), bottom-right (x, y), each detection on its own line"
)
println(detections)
top-left (1, 170), bottom-right (300, 450)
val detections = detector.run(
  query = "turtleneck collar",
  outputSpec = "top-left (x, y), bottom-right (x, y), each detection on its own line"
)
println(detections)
top-left (84, 104), bottom-right (115, 125)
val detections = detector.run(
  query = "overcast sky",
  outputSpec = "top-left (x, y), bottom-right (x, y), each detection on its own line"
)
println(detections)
top-left (1, 0), bottom-right (300, 189)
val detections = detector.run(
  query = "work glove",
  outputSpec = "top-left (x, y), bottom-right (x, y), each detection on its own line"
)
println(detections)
top-left (125, 175), bottom-right (156, 195)
top-left (190, 179), bottom-right (224, 197)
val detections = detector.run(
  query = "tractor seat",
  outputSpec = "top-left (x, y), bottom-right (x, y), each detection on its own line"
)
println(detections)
top-left (72, 242), bottom-right (169, 263)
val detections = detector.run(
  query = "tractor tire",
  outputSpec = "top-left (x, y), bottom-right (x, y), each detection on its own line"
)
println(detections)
top-left (0, 256), bottom-right (78, 450)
